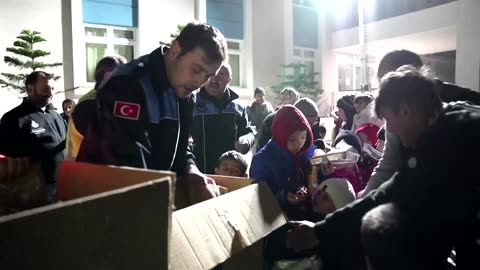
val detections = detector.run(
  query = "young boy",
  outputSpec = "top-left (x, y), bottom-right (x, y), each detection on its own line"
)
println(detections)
top-left (351, 94), bottom-right (383, 131)
top-left (214, 150), bottom-right (248, 177)
top-left (250, 105), bottom-right (315, 216)
top-left (312, 178), bottom-right (356, 216)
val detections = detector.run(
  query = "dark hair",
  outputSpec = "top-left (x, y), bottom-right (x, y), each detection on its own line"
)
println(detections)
top-left (175, 22), bottom-right (227, 64)
top-left (354, 93), bottom-right (373, 105)
top-left (375, 65), bottom-right (442, 121)
top-left (254, 87), bottom-right (266, 97)
top-left (361, 203), bottom-right (413, 270)
top-left (25, 71), bottom-right (52, 87)
top-left (94, 55), bottom-right (127, 89)
top-left (217, 150), bottom-right (248, 175)
top-left (377, 50), bottom-right (423, 80)
top-left (336, 95), bottom-right (356, 127)
top-left (318, 124), bottom-right (327, 135)
top-left (62, 99), bottom-right (76, 107)
top-left (334, 130), bottom-right (362, 155)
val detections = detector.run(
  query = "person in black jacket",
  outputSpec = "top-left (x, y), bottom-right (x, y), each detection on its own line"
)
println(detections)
top-left (191, 63), bottom-right (254, 174)
top-left (77, 23), bottom-right (228, 197)
top-left (287, 67), bottom-right (480, 270)
top-left (0, 71), bottom-right (67, 201)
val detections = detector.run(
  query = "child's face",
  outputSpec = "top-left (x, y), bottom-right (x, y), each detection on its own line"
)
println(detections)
top-left (313, 189), bottom-right (336, 215)
top-left (287, 129), bottom-right (308, 154)
top-left (338, 108), bottom-right (347, 122)
top-left (354, 101), bottom-right (367, 113)
top-left (215, 159), bottom-right (244, 177)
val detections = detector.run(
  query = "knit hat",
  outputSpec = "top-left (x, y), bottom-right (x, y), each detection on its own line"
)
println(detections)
top-left (356, 123), bottom-right (380, 146)
top-left (294, 98), bottom-right (319, 118)
top-left (271, 105), bottom-right (313, 152)
top-left (334, 130), bottom-right (362, 155)
top-left (318, 178), bottom-right (356, 209)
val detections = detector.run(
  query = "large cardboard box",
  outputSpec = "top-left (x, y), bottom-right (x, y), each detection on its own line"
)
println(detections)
top-left (169, 182), bottom-right (287, 270)
top-left (0, 178), bottom-right (173, 270)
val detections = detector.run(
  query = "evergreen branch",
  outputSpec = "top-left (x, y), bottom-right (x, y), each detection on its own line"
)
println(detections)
top-left (6, 47), bottom-right (33, 58)
top-left (42, 62), bottom-right (63, 68)
top-left (31, 50), bottom-right (51, 58)
top-left (1, 72), bottom-right (26, 83)
top-left (13, 40), bottom-right (31, 49)
top-left (4, 56), bottom-right (27, 68)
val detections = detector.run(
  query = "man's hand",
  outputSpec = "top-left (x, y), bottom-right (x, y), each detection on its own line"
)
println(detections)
top-left (185, 164), bottom-right (218, 202)
top-left (235, 137), bottom-right (250, 154)
top-left (286, 220), bottom-right (320, 252)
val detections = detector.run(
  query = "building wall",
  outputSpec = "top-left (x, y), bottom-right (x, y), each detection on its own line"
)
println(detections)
top-left (0, 0), bottom-right (65, 117)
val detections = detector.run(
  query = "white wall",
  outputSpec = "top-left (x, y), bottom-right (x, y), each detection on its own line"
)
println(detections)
top-left (251, 0), bottom-right (288, 95)
top-left (456, 0), bottom-right (480, 91)
top-left (0, 0), bottom-right (65, 117)
top-left (137, 0), bottom-right (196, 56)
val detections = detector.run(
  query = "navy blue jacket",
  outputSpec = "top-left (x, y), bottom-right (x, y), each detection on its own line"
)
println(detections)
top-left (77, 46), bottom-right (195, 174)
top-left (191, 88), bottom-right (254, 174)
top-left (0, 99), bottom-right (67, 184)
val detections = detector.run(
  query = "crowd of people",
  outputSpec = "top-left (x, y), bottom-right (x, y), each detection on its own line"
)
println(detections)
top-left (0, 22), bottom-right (479, 270)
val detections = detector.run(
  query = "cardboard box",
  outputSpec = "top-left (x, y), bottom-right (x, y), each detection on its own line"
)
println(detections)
top-left (0, 178), bottom-right (173, 270)
top-left (169, 182), bottom-right (287, 270)
top-left (57, 161), bottom-right (176, 201)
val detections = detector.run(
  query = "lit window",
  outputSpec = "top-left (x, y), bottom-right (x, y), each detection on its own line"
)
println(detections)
top-left (227, 40), bottom-right (242, 87)
top-left (84, 24), bottom-right (136, 83)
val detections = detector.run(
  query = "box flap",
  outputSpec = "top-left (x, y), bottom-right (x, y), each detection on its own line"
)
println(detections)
top-left (57, 161), bottom-right (176, 201)
top-left (207, 174), bottom-right (254, 192)
top-left (169, 182), bottom-right (287, 270)
top-left (0, 177), bottom-right (173, 270)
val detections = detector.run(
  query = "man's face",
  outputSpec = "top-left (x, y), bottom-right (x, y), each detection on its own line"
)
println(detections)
top-left (169, 42), bottom-right (222, 99)
top-left (287, 129), bottom-right (308, 154)
top-left (380, 105), bottom-right (420, 146)
top-left (205, 66), bottom-right (231, 99)
top-left (215, 159), bottom-right (244, 177)
top-left (27, 76), bottom-right (54, 108)
top-left (254, 93), bottom-right (265, 105)
top-left (63, 102), bottom-right (74, 117)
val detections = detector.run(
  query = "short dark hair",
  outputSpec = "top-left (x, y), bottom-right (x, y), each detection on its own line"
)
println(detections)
top-left (375, 65), bottom-right (442, 120)
top-left (25, 71), bottom-right (52, 87)
top-left (62, 99), bottom-right (75, 107)
top-left (354, 93), bottom-right (373, 105)
top-left (318, 124), bottom-right (327, 135)
top-left (175, 22), bottom-right (227, 64)
top-left (94, 55), bottom-right (127, 89)
top-left (254, 87), bottom-right (266, 97)
top-left (377, 50), bottom-right (423, 80)
top-left (217, 150), bottom-right (248, 175)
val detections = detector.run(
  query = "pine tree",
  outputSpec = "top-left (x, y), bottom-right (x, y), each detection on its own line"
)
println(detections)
top-left (270, 62), bottom-right (323, 104)
top-left (0, 30), bottom-right (62, 94)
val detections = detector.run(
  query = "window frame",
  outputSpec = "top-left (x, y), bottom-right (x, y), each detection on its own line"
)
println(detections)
top-left (226, 38), bottom-right (244, 88)
top-left (83, 23), bottom-right (137, 83)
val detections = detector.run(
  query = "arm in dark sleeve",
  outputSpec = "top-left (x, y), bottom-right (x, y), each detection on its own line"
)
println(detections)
top-left (256, 112), bottom-right (275, 151)
top-left (237, 107), bottom-right (255, 148)
top-left (0, 115), bottom-right (24, 157)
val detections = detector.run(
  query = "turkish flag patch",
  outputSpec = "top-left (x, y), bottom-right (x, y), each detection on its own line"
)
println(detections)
top-left (113, 101), bottom-right (141, 120)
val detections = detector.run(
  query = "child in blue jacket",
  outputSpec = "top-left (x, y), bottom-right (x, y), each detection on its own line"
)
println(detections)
top-left (250, 105), bottom-right (315, 217)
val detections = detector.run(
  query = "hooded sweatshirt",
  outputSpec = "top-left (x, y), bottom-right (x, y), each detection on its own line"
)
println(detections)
top-left (250, 105), bottom-right (315, 211)
top-left (351, 101), bottom-right (384, 132)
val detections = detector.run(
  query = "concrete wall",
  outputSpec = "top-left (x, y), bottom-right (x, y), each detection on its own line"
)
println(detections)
top-left (0, 0), bottom-right (65, 117)
top-left (251, 0), bottom-right (288, 94)
top-left (456, 0), bottom-right (480, 91)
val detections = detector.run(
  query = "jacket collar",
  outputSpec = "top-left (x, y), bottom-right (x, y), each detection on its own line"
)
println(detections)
top-left (21, 97), bottom-right (56, 112)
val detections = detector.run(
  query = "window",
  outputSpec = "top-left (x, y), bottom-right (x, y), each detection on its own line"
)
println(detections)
top-left (84, 24), bottom-right (136, 83)
top-left (293, 47), bottom-right (319, 85)
top-left (227, 40), bottom-right (242, 87)
top-left (337, 53), bottom-right (378, 91)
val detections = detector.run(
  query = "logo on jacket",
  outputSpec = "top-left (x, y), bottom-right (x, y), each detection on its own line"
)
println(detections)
top-left (30, 120), bottom-right (46, 135)
top-left (113, 101), bottom-right (141, 120)
top-left (197, 102), bottom-right (206, 111)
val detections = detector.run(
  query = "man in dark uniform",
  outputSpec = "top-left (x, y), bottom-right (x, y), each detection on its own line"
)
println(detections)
top-left (0, 71), bottom-right (67, 201)
top-left (287, 66), bottom-right (480, 270)
top-left (77, 23), bottom-right (228, 199)
top-left (191, 63), bottom-right (254, 174)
